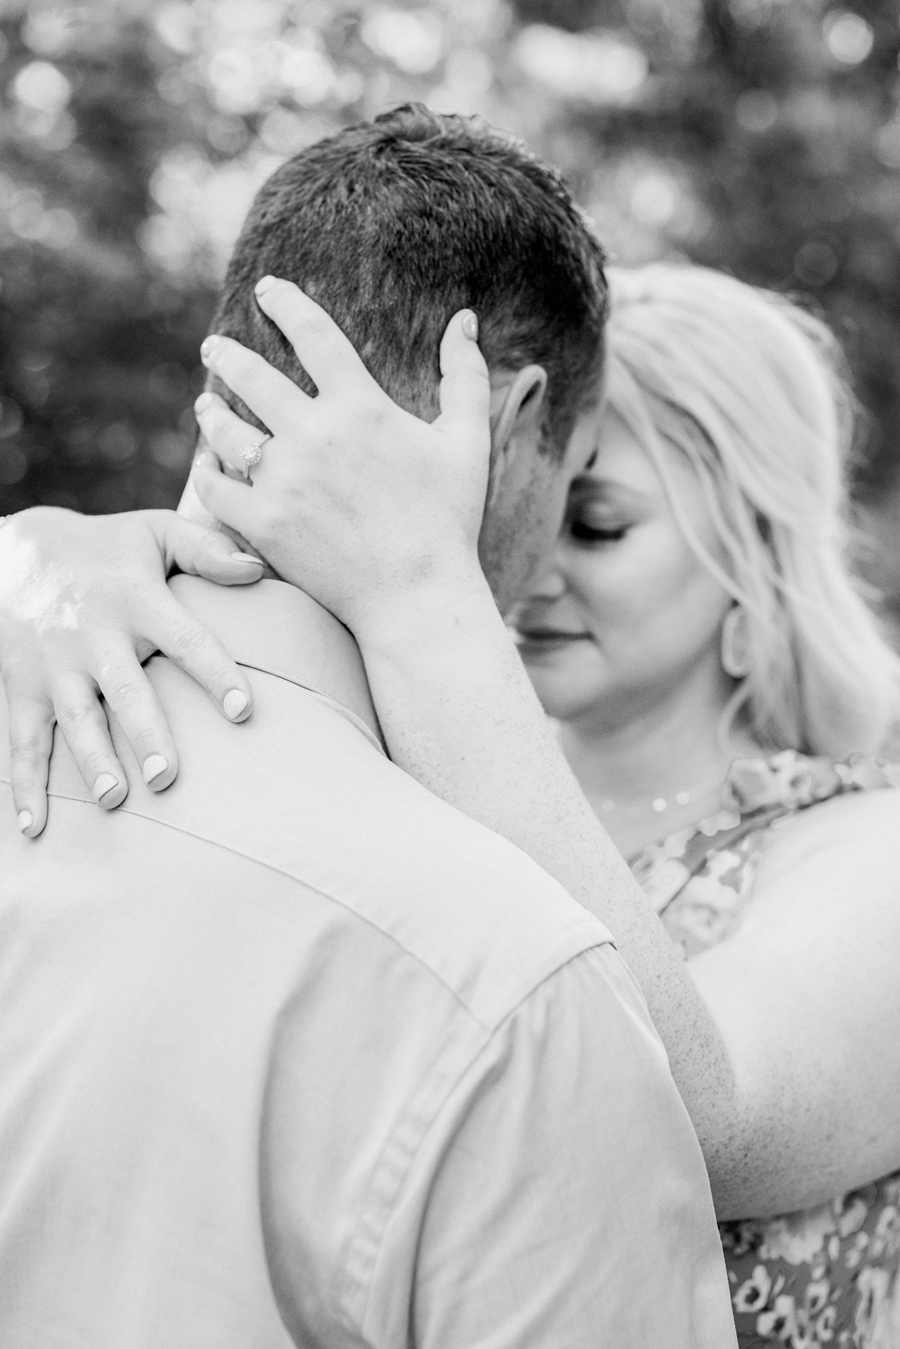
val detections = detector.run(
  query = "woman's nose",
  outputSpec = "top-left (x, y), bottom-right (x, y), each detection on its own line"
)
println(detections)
top-left (528, 565), bottom-right (567, 601)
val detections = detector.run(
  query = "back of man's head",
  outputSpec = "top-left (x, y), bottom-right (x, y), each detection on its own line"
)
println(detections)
top-left (211, 104), bottom-right (608, 455)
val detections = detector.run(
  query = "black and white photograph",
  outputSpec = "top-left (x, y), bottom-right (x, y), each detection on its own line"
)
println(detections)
top-left (2, 1), bottom-right (900, 1345)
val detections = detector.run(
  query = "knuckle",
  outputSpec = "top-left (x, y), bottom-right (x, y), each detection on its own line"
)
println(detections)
top-left (80, 748), bottom-right (115, 778)
top-left (131, 728), bottom-right (165, 760)
top-left (206, 664), bottom-right (241, 694)
top-left (166, 622), bottom-right (212, 666)
top-left (202, 402), bottom-right (230, 436)
top-left (102, 672), bottom-right (144, 708)
top-left (10, 735), bottom-right (48, 767)
top-left (56, 698), bottom-right (104, 735)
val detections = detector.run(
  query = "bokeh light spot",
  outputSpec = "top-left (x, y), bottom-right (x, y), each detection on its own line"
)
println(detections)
top-left (360, 8), bottom-right (444, 75)
top-left (823, 11), bottom-right (874, 65)
top-left (515, 26), bottom-right (648, 105)
top-left (876, 117), bottom-right (900, 168)
top-left (12, 61), bottom-right (72, 114)
top-left (278, 44), bottom-right (334, 104)
top-left (154, 3), bottom-right (196, 55)
top-left (630, 171), bottom-right (680, 226)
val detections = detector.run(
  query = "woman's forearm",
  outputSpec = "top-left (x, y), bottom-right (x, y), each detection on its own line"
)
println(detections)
top-left (358, 579), bottom-right (745, 1210)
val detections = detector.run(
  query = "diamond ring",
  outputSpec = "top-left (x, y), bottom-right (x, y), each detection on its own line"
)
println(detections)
top-left (238, 435), bottom-right (270, 480)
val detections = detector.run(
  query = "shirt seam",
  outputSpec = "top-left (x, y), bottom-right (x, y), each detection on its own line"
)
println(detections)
top-left (232, 659), bottom-right (383, 752)
top-left (3, 781), bottom-right (608, 1030)
top-left (342, 946), bottom-right (614, 1339)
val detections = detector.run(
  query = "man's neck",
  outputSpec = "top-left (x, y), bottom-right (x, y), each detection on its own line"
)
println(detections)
top-left (169, 574), bottom-right (384, 749)
top-left (173, 464), bottom-right (383, 745)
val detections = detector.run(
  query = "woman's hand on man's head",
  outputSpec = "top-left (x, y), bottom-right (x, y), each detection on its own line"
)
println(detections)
top-left (0, 507), bottom-right (261, 836)
top-left (192, 278), bottom-right (494, 649)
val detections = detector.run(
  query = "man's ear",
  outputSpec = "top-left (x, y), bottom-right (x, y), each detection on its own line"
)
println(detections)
top-left (486, 365), bottom-right (548, 508)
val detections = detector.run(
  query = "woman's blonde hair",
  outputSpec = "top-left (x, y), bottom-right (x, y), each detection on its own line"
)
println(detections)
top-left (604, 262), bottom-right (900, 758)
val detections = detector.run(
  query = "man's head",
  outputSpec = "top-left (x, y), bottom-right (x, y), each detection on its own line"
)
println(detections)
top-left (207, 104), bottom-right (608, 608)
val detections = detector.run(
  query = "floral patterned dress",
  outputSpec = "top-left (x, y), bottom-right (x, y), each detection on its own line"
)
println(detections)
top-left (631, 751), bottom-right (900, 1349)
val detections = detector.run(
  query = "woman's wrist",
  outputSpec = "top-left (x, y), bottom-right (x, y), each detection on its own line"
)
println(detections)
top-left (350, 563), bottom-right (500, 659)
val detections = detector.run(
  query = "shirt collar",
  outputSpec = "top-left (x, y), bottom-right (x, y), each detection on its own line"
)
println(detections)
top-left (168, 575), bottom-right (383, 747)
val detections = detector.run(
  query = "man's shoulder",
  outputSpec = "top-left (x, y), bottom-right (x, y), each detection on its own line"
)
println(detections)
top-left (153, 718), bottom-right (614, 1030)
top-left (3, 648), bottom-right (611, 1030)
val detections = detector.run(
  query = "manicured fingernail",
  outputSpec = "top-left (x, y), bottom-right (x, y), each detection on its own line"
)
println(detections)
top-left (94, 773), bottom-right (119, 801)
top-left (223, 689), bottom-right (249, 720)
top-left (17, 810), bottom-right (33, 834)
top-left (194, 392), bottom-right (214, 414)
top-left (231, 552), bottom-right (265, 566)
top-left (461, 310), bottom-right (479, 340)
top-left (255, 275), bottom-right (276, 296)
top-left (142, 755), bottom-right (168, 785)
top-left (200, 336), bottom-right (220, 361)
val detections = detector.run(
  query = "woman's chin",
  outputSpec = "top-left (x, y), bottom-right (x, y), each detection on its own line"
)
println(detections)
top-left (519, 646), bottom-right (605, 722)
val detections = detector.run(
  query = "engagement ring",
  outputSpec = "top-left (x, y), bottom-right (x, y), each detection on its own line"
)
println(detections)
top-left (239, 436), bottom-right (270, 480)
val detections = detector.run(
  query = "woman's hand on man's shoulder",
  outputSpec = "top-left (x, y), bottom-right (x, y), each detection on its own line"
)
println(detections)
top-left (0, 506), bottom-right (260, 836)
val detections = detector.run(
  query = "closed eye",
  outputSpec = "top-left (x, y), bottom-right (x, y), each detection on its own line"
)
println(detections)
top-left (569, 521), bottom-right (629, 544)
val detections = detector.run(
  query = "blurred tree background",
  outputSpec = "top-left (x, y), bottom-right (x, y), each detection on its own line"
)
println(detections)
top-left (2, 0), bottom-right (900, 605)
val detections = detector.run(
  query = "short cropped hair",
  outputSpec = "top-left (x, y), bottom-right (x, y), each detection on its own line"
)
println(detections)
top-left (210, 103), bottom-right (608, 455)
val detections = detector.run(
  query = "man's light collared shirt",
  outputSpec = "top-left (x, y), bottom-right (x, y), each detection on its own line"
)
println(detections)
top-left (0, 576), bottom-right (736, 1349)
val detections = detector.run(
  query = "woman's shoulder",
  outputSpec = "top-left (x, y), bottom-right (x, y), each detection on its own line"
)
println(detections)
top-left (751, 753), bottom-right (900, 887)
top-left (725, 748), bottom-right (900, 818)
top-left (637, 749), bottom-right (900, 957)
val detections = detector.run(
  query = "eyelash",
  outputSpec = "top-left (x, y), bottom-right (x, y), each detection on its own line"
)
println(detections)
top-left (568, 520), bottom-right (629, 544)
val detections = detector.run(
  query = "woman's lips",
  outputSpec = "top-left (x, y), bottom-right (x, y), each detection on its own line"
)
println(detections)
top-left (514, 627), bottom-right (592, 650)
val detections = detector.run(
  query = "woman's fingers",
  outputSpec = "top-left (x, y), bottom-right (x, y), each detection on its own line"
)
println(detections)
top-left (146, 588), bottom-right (254, 723)
top-left (23, 597), bottom-right (253, 815)
top-left (438, 309), bottom-right (492, 442)
top-left (253, 277), bottom-right (371, 392)
top-left (193, 393), bottom-right (274, 480)
top-left (199, 335), bottom-right (305, 439)
top-left (191, 456), bottom-right (258, 545)
top-left (156, 507), bottom-right (265, 584)
top-left (94, 643), bottom-right (179, 793)
top-left (7, 688), bottom-right (54, 837)
top-left (52, 671), bottom-right (129, 809)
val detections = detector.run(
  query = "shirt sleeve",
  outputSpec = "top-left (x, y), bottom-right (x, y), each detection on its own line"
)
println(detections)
top-left (365, 943), bottom-right (737, 1349)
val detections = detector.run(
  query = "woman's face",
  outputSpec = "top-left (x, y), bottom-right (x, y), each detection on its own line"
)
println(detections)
top-left (512, 410), bottom-right (735, 732)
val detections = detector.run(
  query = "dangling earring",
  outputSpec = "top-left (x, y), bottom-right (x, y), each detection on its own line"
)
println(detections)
top-left (721, 604), bottom-right (751, 679)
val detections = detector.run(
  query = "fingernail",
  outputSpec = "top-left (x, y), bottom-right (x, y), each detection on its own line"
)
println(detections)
top-left (17, 810), bottom-right (33, 835)
top-left (142, 755), bottom-right (168, 785)
top-left (94, 772), bottom-right (120, 801)
top-left (230, 552), bottom-right (265, 566)
top-left (194, 392), bottom-right (214, 414)
top-left (255, 275), bottom-right (276, 296)
top-left (223, 689), bottom-right (249, 720)
top-left (461, 310), bottom-right (479, 341)
top-left (200, 336), bottom-right (220, 362)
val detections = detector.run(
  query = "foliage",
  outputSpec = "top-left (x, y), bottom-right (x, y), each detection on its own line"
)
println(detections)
top-left (2, 0), bottom-right (900, 608)
top-left (515, 0), bottom-right (900, 510)
top-left (0, 0), bottom-right (510, 514)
